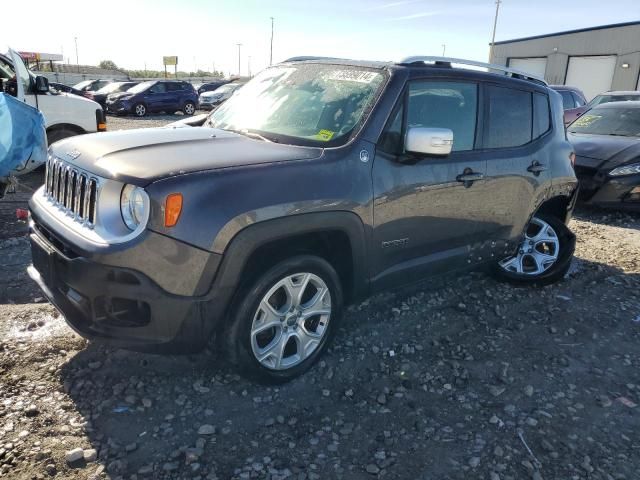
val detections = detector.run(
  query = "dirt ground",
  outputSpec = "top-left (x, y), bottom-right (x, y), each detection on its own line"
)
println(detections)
top-left (0, 116), bottom-right (639, 480)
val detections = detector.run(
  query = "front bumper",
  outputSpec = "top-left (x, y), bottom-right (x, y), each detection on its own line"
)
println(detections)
top-left (575, 167), bottom-right (640, 211)
top-left (27, 210), bottom-right (225, 353)
top-left (105, 101), bottom-right (131, 114)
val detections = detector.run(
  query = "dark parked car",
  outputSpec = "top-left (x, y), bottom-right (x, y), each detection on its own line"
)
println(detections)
top-left (105, 80), bottom-right (198, 116)
top-left (87, 81), bottom-right (138, 109)
top-left (197, 80), bottom-right (231, 94)
top-left (568, 101), bottom-right (640, 211)
top-left (49, 82), bottom-right (84, 96)
top-left (29, 57), bottom-right (577, 382)
top-left (550, 85), bottom-right (587, 125)
top-left (564, 90), bottom-right (640, 127)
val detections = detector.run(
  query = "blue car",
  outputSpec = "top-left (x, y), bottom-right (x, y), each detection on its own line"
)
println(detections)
top-left (105, 80), bottom-right (198, 117)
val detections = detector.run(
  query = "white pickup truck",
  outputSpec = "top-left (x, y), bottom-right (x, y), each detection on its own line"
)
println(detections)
top-left (0, 49), bottom-right (106, 147)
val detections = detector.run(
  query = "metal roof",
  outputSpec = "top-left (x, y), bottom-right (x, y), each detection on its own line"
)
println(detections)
top-left (493, 20), bottom-right (640, 46)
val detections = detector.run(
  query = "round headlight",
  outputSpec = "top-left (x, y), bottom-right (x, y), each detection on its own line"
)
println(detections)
top-left (120, 184), bottom-right (149, 231)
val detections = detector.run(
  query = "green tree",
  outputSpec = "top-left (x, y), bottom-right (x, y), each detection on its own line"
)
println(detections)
top-left (99, 60), bottom-right (118, 70)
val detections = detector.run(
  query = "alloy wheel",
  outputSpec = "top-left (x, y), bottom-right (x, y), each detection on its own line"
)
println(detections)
top-left (135, 104), bottom-right (146, 116)
top-left (184, 103), bottom-right (195, 115)
top-left (250, 272), bottom-right (331, 370)
top-left (499, 217), bottom-right (560, 276)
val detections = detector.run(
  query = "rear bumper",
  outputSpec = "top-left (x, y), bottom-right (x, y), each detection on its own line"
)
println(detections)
top-left (27, 211), bottom-right (226, 353)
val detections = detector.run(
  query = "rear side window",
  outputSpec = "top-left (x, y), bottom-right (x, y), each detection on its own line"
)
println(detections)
top-left (166, 82), bottom-right (182, 92)
top-left (533, 93), bottom-right (551, 138)
top-left (486, 86), bottom-right (532, 148)
top-left (407, 81), bottom-right (478, 151)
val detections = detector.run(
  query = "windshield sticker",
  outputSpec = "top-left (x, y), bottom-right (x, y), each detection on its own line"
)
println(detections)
top-left (315, 129), bottom-right (335, 141)
top-left (573, 114), bottom-right (600, 127)
top-left (326, 70), bottom-right (379, 84)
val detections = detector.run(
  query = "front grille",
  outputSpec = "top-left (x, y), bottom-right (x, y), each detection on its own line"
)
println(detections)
top-left (44, 157), bottom-right (99, 227)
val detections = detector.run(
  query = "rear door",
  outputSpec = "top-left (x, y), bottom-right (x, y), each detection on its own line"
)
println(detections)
top-left (371, 78), bottom-right (493, 290)
top-left (481, 84), bottom-right (553, 251)
top-left (165, 82), bottom-right (184, 109)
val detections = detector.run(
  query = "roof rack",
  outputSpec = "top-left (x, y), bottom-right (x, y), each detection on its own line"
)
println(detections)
top-left (397, 56), bottom-right (548, 86)
top-left (283, 56), bottom-right (342, 62)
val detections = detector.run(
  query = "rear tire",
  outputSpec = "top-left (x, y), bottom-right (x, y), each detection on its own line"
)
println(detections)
top-left (226, 255), bottom-right (343, 384)
top-left (492, 214), bottom-right (575, 286)
top-left (183, 102), bottom-right (196, 116)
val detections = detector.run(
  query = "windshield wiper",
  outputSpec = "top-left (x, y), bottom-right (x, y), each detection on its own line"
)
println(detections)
top-left (223, 127), bottom-right (276, 143)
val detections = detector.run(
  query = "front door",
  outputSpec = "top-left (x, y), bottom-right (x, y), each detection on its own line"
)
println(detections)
top-left (371, 79), bottom-right (493, 291)
top-left (145, 82), bottom-right (169, 112)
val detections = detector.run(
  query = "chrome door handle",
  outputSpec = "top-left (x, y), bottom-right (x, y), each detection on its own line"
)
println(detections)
top-left (456, 172), bottom-right (484, 182)
top-left (527, 161), bottom-right (547, 175)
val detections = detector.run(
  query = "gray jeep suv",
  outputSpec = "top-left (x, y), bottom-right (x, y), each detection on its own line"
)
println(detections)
top-left (28, 57), bottom-right (578, 382)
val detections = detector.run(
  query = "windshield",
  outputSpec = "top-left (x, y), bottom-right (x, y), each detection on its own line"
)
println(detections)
top-left (208, 64), bottom-right (386, 146)
top-left (211, 84), bottom-right (237, 94)
top-left (589, 94), bottom-right (640, 107)
top-left (72, 80), bottom-right (93, 90)
top-left (568, 107), bottom-right (640, 137)
top-left (97, 82), bottom-right (127, 94)
top-left (127, 81), bottom-right (154, 94)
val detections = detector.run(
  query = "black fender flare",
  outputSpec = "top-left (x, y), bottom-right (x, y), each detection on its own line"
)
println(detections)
top-left (203, 211), bottom-right (370, 310)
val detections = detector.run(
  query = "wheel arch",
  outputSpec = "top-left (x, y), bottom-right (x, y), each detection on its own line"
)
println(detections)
top-left (207, 212), bottom-right (369, 310)
top-left (534, 192), bottom-right (576, 225)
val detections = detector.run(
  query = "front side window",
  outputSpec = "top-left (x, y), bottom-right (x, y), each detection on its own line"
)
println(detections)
top-left (208, 64), bottom-right (386, 146)
top-left (486, 86), bottom-right (532, 148)
top-left (149, 83), bottom-right (167, 94)
top-left (567, 107), bottom-right (640, 137)
top-left (406, 81), bottom-right (478, 151)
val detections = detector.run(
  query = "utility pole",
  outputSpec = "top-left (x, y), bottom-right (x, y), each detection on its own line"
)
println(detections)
top-left (441, 44), bottom-right (446, 56)
top-left (270, 17), bottom-right (275, 66)
top-left (489, 0), bottom-right (502, 62)
top-left (74, 36), bottom-right (79, 73)
top-left (248, 56), bottom-right (252, 77)
top-left (236, 43), bottom-right (242, 77)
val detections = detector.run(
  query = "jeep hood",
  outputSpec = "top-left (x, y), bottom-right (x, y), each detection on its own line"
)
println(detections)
top-left (49, 127), bottom-right (323, 185)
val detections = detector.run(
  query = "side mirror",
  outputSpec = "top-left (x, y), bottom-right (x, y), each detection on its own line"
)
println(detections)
top-left (405, 127), bottom-right (453, 156)
top-left (35, 75), bottom-right (49, 93)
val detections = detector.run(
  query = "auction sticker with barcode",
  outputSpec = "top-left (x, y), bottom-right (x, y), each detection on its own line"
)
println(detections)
top-left (327, 70), bottom-right (379, 83)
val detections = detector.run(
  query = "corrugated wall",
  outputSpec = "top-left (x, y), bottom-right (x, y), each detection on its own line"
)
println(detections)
top-left (491, 23), bottom-right (640, 90)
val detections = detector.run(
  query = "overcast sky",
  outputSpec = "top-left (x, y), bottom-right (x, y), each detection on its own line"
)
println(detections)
top-left (5, 0), bottom-right (640, 76)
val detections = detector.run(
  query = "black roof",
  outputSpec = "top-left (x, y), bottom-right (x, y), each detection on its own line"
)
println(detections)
top-left (493, 20), bottom-right (640, 46)
top-left (282, 57), bottom-right (548, 88)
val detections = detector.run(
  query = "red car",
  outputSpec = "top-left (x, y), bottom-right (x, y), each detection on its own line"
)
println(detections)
top-left (563, 90), bottom-right (640, 126)
top-left (550, 85), bottom-right (587, 125)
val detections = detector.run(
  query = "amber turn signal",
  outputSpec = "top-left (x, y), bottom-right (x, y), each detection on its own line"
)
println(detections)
top-left (164, 193), bottom-right (183, 227)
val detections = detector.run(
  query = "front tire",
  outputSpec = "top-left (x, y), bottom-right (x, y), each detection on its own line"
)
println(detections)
top-left (227, 255), bottom-right (343, 383)
top-left (492, 214), bottom-right (575, 285)
top-left (133, 103), bottom-right (147, 117)
top-left (47, 128), bottom-right (78, 145)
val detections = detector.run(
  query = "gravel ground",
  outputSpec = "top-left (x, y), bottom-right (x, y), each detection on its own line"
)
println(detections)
top-left (1, 117), bottom-right (639, 480)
